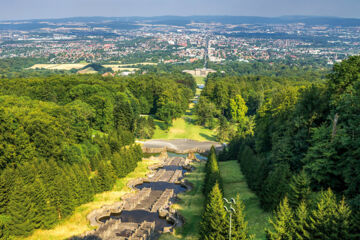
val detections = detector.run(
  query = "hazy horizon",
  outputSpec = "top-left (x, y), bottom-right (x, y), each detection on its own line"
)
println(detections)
top-left (1, 0), bottom-right (359, 21)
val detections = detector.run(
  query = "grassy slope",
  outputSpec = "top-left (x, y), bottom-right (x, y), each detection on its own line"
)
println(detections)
top-left (159, 161), bottom-right (206, 240)
top-left (23, 158), bottom-right (158, 240)
top-left (152, 118), bottom-right (216, 141)
top-left (194, 76), bottom-right (205, 85)
top-left (153, 77), bottom-right (217, 142)
top-left (219, 161), bottom-right (271, 240)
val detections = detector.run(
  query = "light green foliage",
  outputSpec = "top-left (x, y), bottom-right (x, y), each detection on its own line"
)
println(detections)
top-left (231, 194), bottom-right (253, 240)
top-left (230, 94), bottom-right (248, 123)
top-left (308, 189), bottom-right (352, 240)
top-left (266, 197), bottom-right (296, 240)
top-left (293, 201), bottom-right (310, 240)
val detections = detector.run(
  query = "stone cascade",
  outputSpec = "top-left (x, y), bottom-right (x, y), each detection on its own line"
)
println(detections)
top-left (81, 153), bottom-right (195, 240)
top-left (150, 189), bottom-right (174, 212)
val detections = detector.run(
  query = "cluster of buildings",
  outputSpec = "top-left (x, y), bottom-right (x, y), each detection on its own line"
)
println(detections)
top-left (0, 20), bottom-right (359, 65)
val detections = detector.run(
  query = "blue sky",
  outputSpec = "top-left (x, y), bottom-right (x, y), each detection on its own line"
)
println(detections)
top-left (1, 0), bottom-right (359, 20)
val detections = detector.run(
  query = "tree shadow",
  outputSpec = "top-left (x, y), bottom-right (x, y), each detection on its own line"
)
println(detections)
top-left (199, 133), bottom-right (217, 142)
top-left (69, 235), bottom-right (102, 240)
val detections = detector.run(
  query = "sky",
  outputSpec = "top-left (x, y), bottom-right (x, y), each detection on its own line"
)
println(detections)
top-left (0, 0), bottom-right (359, 20)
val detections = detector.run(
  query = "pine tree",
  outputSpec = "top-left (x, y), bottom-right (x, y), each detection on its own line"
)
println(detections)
top-left (350, 208), bottom-right (360, 239)
top-left (288, 170), bottom-right (311, 209)
top-left (308, 189), bottom-right (351, 240)
top-left (293, 201), bottom-right (310, 240)
top-left (0, 216), bottom-right (9, 240)
top-left (200, 183), bottom-right (227, 240)
top-left (261, 164), bottom-right (291, 211)
top-left (204, 147), bottom-right (221, 196)
top-left (29, 178), bottom-right (57, 229)
top-left (231, 194), bottom-right (253, 240)
top-left (7, 177), bottom-right (34, 236)
top-left (0, 168), bottom-right (14, 214)
top-left (266, 197), bottom-right (296, 240)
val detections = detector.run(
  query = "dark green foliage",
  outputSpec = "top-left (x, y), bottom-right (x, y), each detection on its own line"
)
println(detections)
top-left (0, 73), bottom-right (184, 237)
top-left (219, 56), bottom-right (360, 215)
top-left (195, 96), bottom-right (218, 129)
top-left (203, 146), bottom-right (222, 196)
top-left (135, 116), bottom-right (155, 139)
top-left (200, 183), bottom-right (227, 240)
top-left (287, 170), bottom-right (311, 209)
top-left (260, 164), bottom-right (291, 211)
top-left (80, 63), bottom-right (113, 74)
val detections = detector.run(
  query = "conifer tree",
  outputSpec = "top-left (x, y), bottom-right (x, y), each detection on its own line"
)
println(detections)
top-left (261, 164), bottom-right (291, 210)
top-left (266, 197), bottom-right (296, 240)
top-left (200, 182), bottom-right (227, 240)
top-left (204, 146), bottom-right (221, 196)
top-left (29, 178), bottom-right (57, 229)
top-left (288, 170), bottom-right (311, 209)
top-left (293, 201), bottom-right (310, 240)
top-left (308, 189), bottom-right (351, 240)
top-left (0, 168), bottom-right (14, 214)
top-left (232, 194), bottom-right (253, 240)
top-left (349, 208), bottom-right (360, 239)
top-left (7, 178), bottom-right (34, 236)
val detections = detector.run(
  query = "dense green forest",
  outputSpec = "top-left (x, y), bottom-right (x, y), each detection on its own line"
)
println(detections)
top-left (203, 56), bottom-right (360, 239)
top-left (0, 72), bottom-right (195, 238)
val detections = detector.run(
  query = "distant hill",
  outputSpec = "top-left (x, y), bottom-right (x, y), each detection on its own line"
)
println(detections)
top-left (1, 15), bottom-right (359, 29)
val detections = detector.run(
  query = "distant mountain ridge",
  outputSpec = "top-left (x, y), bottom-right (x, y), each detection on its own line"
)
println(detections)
top-left (1, 15), bottom-right (360, 27)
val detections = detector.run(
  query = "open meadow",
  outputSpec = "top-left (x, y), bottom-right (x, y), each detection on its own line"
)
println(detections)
top-left (219, 160), bottom-right (271, 240)
top-left (29, 63), bottom-right (88, 70)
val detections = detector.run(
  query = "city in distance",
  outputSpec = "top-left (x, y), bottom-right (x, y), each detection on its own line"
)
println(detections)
top-left (0, 9), bottom-right (359, 240)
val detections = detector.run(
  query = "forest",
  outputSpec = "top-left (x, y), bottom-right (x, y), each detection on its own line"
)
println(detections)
top-left (0, 72), bottom-right (195, 238)
top-left (198, 56), bottom-right (360, 239)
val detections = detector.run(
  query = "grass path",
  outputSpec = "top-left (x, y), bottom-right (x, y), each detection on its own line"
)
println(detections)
top-left (23, 158), bottom-right (158, 240)
top-left (219, 160), bottom-right (271, 240)
top-left (159, 161), bottom-right (206, 240)
top-left (152, 76), bottom-right (217, 142)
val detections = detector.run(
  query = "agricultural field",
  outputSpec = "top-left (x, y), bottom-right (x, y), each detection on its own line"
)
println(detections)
top-left (219, 161), bottom-right (271, 240)
top-left (102, 65), bottom-right (139, 72)
top-left (28, 63), bottom-right (88, 70)
top-left (22, 158), bottom-right (158, 240)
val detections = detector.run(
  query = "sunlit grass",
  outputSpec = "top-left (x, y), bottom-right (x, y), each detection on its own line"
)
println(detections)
top-left (22, 159), bottom-right (158, 240)
top-left (219, 160), bottom-right (271, 240)
top-left (194, 76), bottom-right (205, 85)
top-left (152, 117), bottom-right (216, 142)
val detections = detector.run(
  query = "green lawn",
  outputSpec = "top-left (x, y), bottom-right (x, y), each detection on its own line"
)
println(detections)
top-left (152, 117), bottom-right (216, 141)
top-left (194, 76), bottom-right (205, 85)
top-left (219, 161), bottom-right (271, 240)
top-left (159, 161), bottom-right (206, 240)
